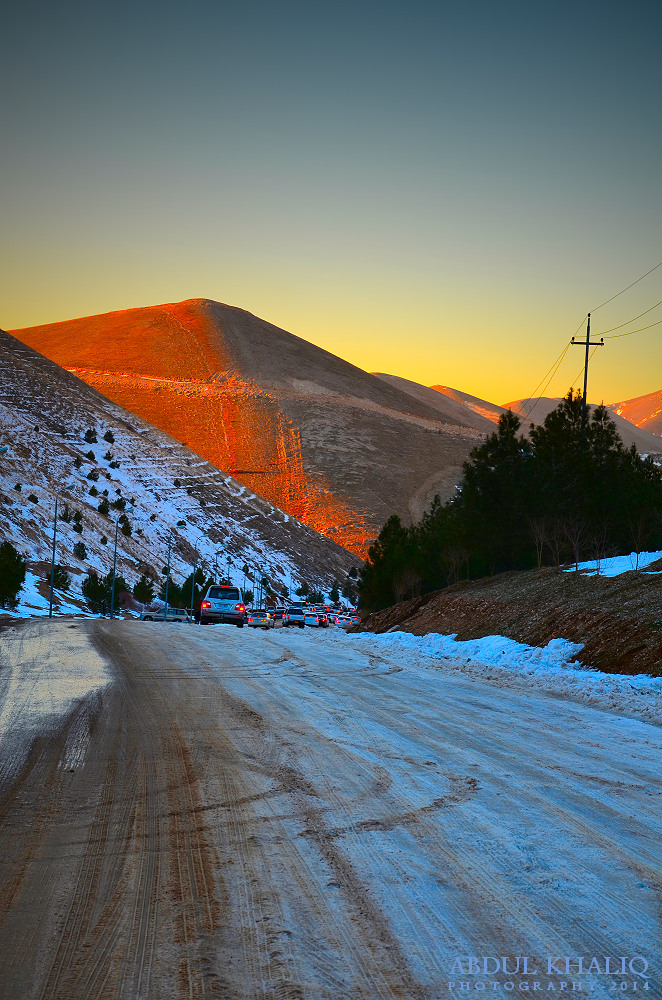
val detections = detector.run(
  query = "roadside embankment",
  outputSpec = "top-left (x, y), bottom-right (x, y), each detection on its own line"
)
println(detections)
top-left (354, 562), bottom-right (662, 676)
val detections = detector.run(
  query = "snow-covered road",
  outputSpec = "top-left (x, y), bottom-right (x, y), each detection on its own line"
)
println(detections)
top-left (0, 619), bottom-right (659, 999)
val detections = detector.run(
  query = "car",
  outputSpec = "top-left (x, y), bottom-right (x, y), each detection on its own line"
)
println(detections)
top-left (199, 585), bottom-right (247, 626)
top-left (140, 607), bottom-right (190, 623)
top-left (283, 605), bottom-right (306, 628)
top-left (272, 606), bottom-right (286, 620)
top-left (247, 609), bottom-right (275, 629)
top-left (304, 612), bottom-right (323, 627)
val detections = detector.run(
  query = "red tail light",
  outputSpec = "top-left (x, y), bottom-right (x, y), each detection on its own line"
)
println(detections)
top-left (201, 600), bottom-right (211, 610)
top-left (235, 603), bottom-right (245, 612)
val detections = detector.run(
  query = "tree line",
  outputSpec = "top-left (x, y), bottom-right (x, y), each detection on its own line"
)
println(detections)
top-left (359, 391), bottom-right (662, 612)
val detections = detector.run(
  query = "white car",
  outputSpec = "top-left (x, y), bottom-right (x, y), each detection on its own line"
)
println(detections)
top-left (304, 612), bottom-right (323, 628)
top-left (140, 607), bottom-right (190, 623)
top-left (247, 609), bottom-right (275, 629)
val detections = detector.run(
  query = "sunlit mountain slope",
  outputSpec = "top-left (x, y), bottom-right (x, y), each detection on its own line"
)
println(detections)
top-left (11, 299), bottom-right (485, 552)
top-left (608, 389), bottom-right (662, 438)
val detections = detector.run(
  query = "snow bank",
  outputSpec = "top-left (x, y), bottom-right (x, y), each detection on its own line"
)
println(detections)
top-left (563, 549), bottom-right (662, 576)
top-left (346, 630), bottom-right (662, 726)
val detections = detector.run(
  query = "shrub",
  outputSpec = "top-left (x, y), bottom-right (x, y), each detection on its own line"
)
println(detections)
top-left (177, 519), bottom-right (186, 527)
top-left (111, 497), bottom-right (126, 510)
top-left (109, 461), bottom-right (120, 469)
top-left (27, 493), bottom-right (38, 504)
top-left (73, 541), bottom-right (87, 559)
top-left (85, 450), bottom-right (95, 460)
top-left (0, 541), bottom-right (26, 609)
top-left (100, 535), bottom-right (108, 545)
top-left (89, 485), bottom-right (98, 497)
top-left (150, 513), bottom-right (156, 521)
top-left (74, 457), bottom-right (82, 468)
top-left (73, 523), bottom-right (83, 534)
top-left (61, 504), bottom-right (72, 523)
top-left (14, 483), bottom-right (21, 491)
top-left (103, 450), bottom-right (113, 461)
top-left (174, 478), bottom-right (181, 487)
top-left (84, 429), bottom-right (97, 443)
top-left (87, 469), bottom-right (99, 481)
top-left (103, 430), bottom-right (115, 443)
top-left (98, 497), bottom-right (110, 516)
top-left (52, 564), bottom-right (70, 591)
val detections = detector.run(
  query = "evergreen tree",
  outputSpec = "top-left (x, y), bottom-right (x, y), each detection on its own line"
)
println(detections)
top-left (0, 541), bottom-right (26, 609)
top-left (133, 573), bottom-right (155, 605)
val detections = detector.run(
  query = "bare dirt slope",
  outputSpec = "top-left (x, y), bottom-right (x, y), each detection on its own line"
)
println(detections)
top-left (0, 619), bottom-right (659, 999)
top-left (10, 300), bottom-right (485, 553)
top-left (609, 388), bottom-right (662, 437)
top-left (504, 396), bottom-right (662, 454)
top-left (355, 564), bottom-right (662, 676)
top-left (431, 384), bottom-right (507, 424)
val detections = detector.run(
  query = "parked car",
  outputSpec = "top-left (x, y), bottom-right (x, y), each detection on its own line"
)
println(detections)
top-left (140, 607), bottom-right (190, 623)
top-left (247, 609), bottom-right (275, 629)
top-left (199, 585), bottom-right (247, 626)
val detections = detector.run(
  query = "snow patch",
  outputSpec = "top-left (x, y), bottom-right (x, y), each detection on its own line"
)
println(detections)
top-left (563, 549), bottom-right (662, 577)
top-left (343, 630), bottom-right (662, 726)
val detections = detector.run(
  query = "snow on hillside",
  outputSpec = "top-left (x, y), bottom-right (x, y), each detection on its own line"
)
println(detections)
top-left (563, 549), bottom-right (662, 576)
top-left (0, 332), bottom-right (358, 614)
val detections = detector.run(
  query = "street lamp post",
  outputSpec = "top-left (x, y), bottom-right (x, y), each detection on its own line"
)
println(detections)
top-left (110, 502), bottom-right (134, 620)
top-left (49, 485), bottom-right (75, 618)
top-left (190, 535), bottom-right (204, 622)
top-left (164, 531), bottom-right (172, 622)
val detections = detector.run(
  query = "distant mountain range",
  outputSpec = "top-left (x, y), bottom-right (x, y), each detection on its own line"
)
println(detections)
top-left (8, 299), bottom-right (661, 564)
top-left (608, 389), bottom-right (662, 438)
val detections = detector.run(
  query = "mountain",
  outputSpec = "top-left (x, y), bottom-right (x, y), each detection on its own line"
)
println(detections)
top-left (10, 300), bottom-right (485, 552)
top-left (431, 385), bottom-right (506, 424)
top-left (0, 330), bottom-right (358, 614)
top-left (372, 373), bottom-right (497, 432)
top-left (608, 389), bottom-right (662, 438)
top-left (504, 396), bottom-right (662, 454)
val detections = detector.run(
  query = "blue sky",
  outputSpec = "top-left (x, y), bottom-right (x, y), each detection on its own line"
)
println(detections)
top-left (2, 0), bottom-right (661, 403)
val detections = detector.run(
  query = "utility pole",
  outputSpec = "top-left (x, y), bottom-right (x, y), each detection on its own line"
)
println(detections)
top-left (571, 313), bottom-right (604, 430)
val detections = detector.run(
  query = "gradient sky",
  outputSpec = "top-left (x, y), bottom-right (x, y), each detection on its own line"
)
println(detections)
top-left (2, 0), bottom-right (661, 405)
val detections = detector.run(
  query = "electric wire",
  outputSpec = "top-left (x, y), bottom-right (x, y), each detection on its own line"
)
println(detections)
top-left (570, 345), bottom-right (601, 394)
top-left (591, 259), bottom-right (662, 312)
top-left (602, 317), bottom-right (662, 340)
top-left (521, 342), bottom-right (573, 421)
top-left (519, 315), bottom-right (586, 421)
top-left (595, 297), bottom-right (662, 335)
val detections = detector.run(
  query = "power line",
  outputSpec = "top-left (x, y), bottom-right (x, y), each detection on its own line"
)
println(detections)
top-left (596, 297), bottom-right (662, 335)
top-left (591, 259), bottom-right (662, 313)
top-left (603, 316), bottom-right (662, 340)
top-left (519, 315), bottom-right (586, 420)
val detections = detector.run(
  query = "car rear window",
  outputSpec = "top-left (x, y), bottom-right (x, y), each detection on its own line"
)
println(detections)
top-left (208, 587), bottom-right (240, 600)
